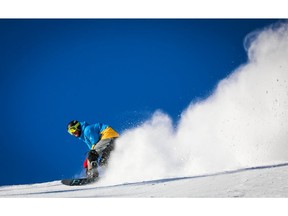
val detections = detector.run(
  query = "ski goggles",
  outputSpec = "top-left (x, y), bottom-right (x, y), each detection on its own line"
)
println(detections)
top-left (68, 122), bottom-right (80, 135)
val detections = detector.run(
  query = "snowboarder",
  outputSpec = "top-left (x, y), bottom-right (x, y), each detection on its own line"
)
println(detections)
top-left (67, 120), bottom-right (119, 179)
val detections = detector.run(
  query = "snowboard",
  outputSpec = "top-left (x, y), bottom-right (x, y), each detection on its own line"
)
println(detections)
top-left (61, 177), bottom-right (99, 186)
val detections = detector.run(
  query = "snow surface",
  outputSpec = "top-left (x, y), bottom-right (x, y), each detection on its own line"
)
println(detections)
top-left (1, 162), bottom-right (288, 198)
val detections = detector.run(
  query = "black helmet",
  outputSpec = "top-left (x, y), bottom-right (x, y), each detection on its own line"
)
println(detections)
top-left (67, 120), bottom-right (81, 136)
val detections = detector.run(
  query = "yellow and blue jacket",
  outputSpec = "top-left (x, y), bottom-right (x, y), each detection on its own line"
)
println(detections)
top-left (78, 121), bottom-right (119, 149)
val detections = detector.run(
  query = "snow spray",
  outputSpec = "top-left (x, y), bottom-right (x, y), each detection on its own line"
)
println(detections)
top-left (101, 22), bottom-right (288, 185)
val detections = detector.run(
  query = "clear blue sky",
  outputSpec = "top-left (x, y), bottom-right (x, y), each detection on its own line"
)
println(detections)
top-left (0, 19), bottom-right (278, 186)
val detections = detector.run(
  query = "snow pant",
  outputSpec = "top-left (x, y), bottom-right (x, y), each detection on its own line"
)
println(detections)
top-left (87, 138), bottom-right (116, 171)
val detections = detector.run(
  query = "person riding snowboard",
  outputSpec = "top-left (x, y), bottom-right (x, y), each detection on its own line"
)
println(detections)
top-left (67, 120), bottom-right (119, 178)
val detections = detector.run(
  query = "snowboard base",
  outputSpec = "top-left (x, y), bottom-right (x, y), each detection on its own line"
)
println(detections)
top-left (61, 177), bottom-right (99, 186)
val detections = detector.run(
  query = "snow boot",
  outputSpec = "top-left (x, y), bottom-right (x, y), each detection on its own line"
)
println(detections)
top-left (86, 161), bottom-right (99, 178)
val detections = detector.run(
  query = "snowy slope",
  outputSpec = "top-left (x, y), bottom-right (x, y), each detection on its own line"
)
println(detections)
top-left (1, 162), bottom-right (288, 198)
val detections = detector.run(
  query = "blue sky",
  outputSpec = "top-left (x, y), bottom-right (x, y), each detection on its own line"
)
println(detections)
top-left (0, 19), bottom-right (278, 186)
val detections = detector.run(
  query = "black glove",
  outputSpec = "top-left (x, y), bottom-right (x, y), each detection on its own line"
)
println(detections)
top-left (87, 150), bottom-right (99, 162)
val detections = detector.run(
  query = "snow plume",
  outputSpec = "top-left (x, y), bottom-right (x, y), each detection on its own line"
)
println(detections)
top-left (101, 22), bottom-right (288, 185)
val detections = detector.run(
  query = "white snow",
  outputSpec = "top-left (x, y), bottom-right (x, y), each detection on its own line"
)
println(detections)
top-left (98, 22), bottom-right (288, 186)
top-left (1, 162), bottom-right (288, 198)
top-left (1, 163), bottom-right (288, 216)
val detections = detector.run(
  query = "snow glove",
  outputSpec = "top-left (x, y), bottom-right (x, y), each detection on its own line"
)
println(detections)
top-left (87, 150), bottom-right (99, 165)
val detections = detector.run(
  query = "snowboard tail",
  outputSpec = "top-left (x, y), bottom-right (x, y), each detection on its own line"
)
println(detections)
top-left (61, 177), bottom-right (98, 186)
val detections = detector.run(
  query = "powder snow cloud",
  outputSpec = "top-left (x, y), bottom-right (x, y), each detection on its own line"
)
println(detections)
top-left (101, 22), bottom-right (288, 185)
